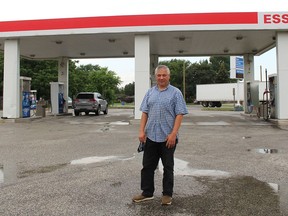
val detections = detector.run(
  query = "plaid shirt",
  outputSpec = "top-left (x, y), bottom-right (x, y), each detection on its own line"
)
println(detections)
top-left (140, 84), bottom-right (188, 142)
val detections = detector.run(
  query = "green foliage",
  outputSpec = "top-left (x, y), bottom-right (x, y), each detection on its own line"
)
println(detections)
top-left (159, 56), bottom-right (234, 103)
top-left (0, 56), bottom-right (121, 104)
top-left (209, 56), bottom-right (232, 83)
top-left (0, 53), bottom-right (234, 105)
top-left (69, 63), bottom-right (92, 97)
top-left (20, 58), bottom-right (58, 100)
top-left (159, 59), bottom-right (185, 90)
top-left (124, 82), bottom-right (134, 96)
top-left (69, 63), bottom-right (121, 103)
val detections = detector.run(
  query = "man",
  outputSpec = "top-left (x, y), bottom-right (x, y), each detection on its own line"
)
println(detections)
top-left (132, 65), bottom-right (188, 205)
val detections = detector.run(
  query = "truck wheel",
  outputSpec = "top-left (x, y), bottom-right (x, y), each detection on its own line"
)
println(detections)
top-left (74, 110), bottom-right (80, 116)
top-left (215, 102), bottom-right (222, 107)
top-left (202, 102), bottom-right (209, 107)
top-left (209, 102), bottom-right (215, 107)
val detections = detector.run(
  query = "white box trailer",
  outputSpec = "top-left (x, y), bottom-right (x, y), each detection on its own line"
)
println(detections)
top-left (196, 82), bottom-right (267, 107)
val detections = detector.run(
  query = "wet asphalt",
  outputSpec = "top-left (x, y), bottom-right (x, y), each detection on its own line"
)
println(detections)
top-left (0, 106), bottom-right (288, 216)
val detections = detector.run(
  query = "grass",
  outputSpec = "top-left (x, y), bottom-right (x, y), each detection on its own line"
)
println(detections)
top-left (109, 102), bottom-right (134, 109)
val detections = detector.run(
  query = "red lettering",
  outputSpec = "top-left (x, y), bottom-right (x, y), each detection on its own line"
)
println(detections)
top-left (283, 14), bottom-right (288, 23)
top-left (263, 13), bottom-right (288, 24)
top-left (264, 14), bottom-right (272, 23)
top-left (272, 14), bottom-right (281, 23)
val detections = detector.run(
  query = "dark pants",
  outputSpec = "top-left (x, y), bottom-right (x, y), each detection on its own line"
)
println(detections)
top-left (141, 138), bottom-right (177, 197)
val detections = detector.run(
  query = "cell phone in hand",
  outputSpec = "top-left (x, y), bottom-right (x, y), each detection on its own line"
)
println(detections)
top-left (137, 142), bottom-right (145, 153)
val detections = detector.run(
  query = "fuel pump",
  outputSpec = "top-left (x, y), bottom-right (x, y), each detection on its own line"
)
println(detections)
top-left (50, 82), bottom-right (65, 115)
top-left (246, 82), bottom-right (252, 113)
top-left (269, 74), bottom-right (277, 119)
top-left (20, 76), bottom-right (31, 118)
top-left (246, 81), bottom-right (262, 114)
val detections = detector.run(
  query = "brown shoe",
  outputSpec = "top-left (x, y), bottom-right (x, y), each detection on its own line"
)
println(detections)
top-left (132, 194), bottom-right (154, 203)
top-left (161, 195), bottom-right (172, 205)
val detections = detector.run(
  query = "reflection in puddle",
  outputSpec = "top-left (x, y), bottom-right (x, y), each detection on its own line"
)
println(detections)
top-left (159, 158), bottom-right (230, 178)
top-left (0, 166), bottom-right (3, 184)
top-left (257, 149), bottom-right (278, 154)
top-left (0, 162), bottom-right (17, 184)
top-left (109, 121), bottom-right (129, 126)
top-left (248, 148), bottom-right (278, 154)
top-left (197, 121), bottom-right (230, 126)
top-left (70, 155), bottom-right (135, 165)
top-left (268, 182), bottom-right (280, 192)
top-left (268, 182), bottom-right (288, 214)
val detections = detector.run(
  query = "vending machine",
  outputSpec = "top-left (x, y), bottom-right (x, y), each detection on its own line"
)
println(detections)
top-left (20, 77), bottom-right (32, 118)
top-left (50, 82), bottom-right (65, 115)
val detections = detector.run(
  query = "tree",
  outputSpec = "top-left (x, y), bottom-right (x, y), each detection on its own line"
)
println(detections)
top-left (84, 66), bottom-right (121, 103)
top-left (20, 58), bottom-right (58, 100)
top-left (65, 62), bottom-right (122, 103)
top-left (186, 60), bottom-right (214, 101)
top-left (124, 82), bottom-right (134, 96)
top-left (69, 62), bottom-right (91, 98)
top-left (1, 54), bottom-right (236, 105)
top-left (209, 56), bottom-right (233, 83)
top-left (159, 59), bottom-right (186, 91)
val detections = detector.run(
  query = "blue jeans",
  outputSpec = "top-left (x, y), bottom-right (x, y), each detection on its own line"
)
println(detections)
top-left (141, 138), bottom-right (177, 197)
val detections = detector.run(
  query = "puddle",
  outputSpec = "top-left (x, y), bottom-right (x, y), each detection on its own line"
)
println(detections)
top-left (181, 122), bottom-right (195, 126)
top-left (248, 148), bottom-right (278, 154)
top-left (68, 121), bottom-right (109, 125)
top-left (109, 121), bottom-right (129, 126)
top-left (196, 121), bottom-right (230, 126)
top-left (159, 158), bottom-right (230, 178)
top-left (0, 166), bottom-right (3, 184)
top-left (128, 176), bottom-right (287, 215)
top-left (268, 182), bottom-right (280, 192)
top-left (96, 125), bottom-right (111, 132)
top-left (70, 155), bottom-right (135, 165)
top-left (71, 156), bottom-right (230, 177)
top-left (267, 182), bottom-right (288, 215)
top-left (0, 162), bottom-right (17, 184)
top-left (257, 148), bottom-right (278, 154)
top-left (18, 163), bottom-right (67, 178)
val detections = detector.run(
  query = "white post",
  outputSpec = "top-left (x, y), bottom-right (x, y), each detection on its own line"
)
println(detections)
top-left (236, 79), bottom-right (241, 106)
top-left (58, 57), bottom-right (69, 113)
top-left (276, 32), bottom-right (288, 119)
top-left (134, 35), bottom-right (150, 119)
top-left (243, 54), bottom-right (255, 113)
top-left (150, 54), bottom-right (158, 86)
top-left (3, 39), bottom-right (20, 118)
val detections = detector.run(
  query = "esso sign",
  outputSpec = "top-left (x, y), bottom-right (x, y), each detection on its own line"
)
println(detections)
top-left (264, 13), bottom-right (288, 24)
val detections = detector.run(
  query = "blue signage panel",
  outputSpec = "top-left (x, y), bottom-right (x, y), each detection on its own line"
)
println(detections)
top-left (22, 91), bottom-right (30, 118)
top-left (236, 69), bottom-right (244, 79)
top-left (236, 57), bottom-right (244, 69)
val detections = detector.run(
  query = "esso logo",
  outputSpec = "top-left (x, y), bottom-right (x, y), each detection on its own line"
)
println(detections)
top-left (264, 14), bottom-right (288, 24)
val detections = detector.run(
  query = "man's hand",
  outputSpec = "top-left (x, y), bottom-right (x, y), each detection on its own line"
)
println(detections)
top-left (166, 133), bottom-right (177, 148)
top-left (139, 131), bottom-right (146, 143)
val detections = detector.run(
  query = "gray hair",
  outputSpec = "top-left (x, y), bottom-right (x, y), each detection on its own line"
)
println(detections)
top-left (154, 65), bottom-right (170, 75)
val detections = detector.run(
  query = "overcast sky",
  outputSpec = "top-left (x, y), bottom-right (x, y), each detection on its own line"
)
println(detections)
top-left (1, 0), bottom-right (283, 86)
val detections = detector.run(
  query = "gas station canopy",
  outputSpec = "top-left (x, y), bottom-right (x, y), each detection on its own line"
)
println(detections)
top-left (0, 12), bottom-right (285, 59)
